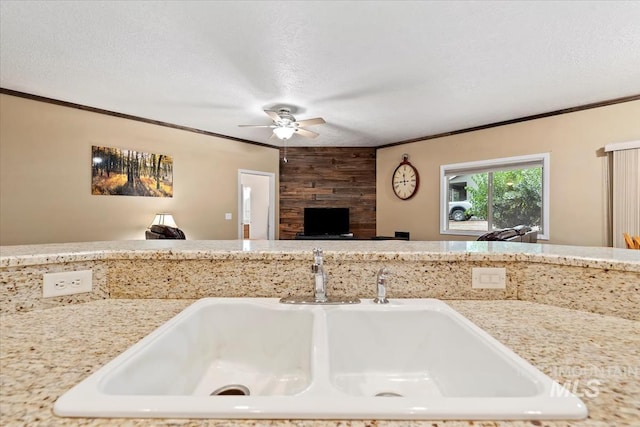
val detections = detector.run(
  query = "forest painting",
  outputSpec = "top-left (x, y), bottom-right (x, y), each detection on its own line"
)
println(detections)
top-left (91, 146), bottom-right (173, 197)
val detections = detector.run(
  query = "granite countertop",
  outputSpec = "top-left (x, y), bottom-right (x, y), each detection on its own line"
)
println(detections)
top-left (1, 299), bottom-right (638, 427)
top-left (1, 240), bottom-right (639, 271)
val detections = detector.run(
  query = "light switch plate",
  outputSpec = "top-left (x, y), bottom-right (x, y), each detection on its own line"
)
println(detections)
top-left (472, 267), bottom-right (506, 289)
top-left (224, 213), bottom-right (232, 220)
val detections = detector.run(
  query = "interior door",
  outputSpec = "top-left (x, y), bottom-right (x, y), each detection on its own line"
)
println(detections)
top-left (238, 170), bottom-right (276, 240)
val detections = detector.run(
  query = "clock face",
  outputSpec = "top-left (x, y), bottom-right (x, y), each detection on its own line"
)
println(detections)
top-left (392, 162), bottom-right (419, 200)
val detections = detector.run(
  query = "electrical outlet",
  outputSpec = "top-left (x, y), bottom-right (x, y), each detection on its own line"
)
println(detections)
top-left (472, 267), bottom-right (506, 289)
top-left (43, 270), bottom-right (93, 298)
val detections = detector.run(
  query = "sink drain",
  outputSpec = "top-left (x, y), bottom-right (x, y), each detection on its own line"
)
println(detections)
top-left (210, 384), bottom-right (250, 396)
top-left (375, 392), bottom-right (403, 397)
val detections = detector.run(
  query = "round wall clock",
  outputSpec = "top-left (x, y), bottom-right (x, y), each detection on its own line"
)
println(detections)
top-left (392, 154), bottom-right (419, 200)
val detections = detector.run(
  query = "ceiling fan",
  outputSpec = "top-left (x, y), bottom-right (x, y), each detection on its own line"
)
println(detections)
top-left (239, 108), bottom-right (326, 140)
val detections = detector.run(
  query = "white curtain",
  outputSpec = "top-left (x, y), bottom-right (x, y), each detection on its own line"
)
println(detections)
top-left (602, 154), bottom-right (612, 246)
top-left (606, 141), bottom-right (640, 248)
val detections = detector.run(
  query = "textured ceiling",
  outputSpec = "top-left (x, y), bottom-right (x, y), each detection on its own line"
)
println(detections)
top-left (1, 1), bottom-right (639, 147)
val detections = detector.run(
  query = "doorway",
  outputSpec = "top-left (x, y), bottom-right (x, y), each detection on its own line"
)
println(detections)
top-left (238, 170), bottom-right (276, 240)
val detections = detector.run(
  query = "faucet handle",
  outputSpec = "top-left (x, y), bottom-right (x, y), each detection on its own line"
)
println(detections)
top-left (374, 267), bottom-right (390, 304)
top-left (313, 248), bottom-right (323, 264)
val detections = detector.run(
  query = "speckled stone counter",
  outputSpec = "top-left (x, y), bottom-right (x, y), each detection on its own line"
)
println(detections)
top-left (0, 240), bottom-right (639, 425)
top-left (1, 299), bottom-right (638, 427)
top-left (3, 240), bottom-right (639, 269)
top-left (1, 240), bottom-right (639, 319)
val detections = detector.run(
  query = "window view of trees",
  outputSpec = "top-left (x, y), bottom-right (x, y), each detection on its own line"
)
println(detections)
top-left (467, 167), bottom-right (542, 230)
top-left (91, 146), bottom-right (173, 197)
top-left (442, 153), bottom-right (549, 238)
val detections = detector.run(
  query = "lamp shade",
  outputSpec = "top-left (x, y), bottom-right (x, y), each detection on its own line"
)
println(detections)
top-left (149, 213), bottom-right (177, 228)
top-left (273, 127), bottom-right (295, 140)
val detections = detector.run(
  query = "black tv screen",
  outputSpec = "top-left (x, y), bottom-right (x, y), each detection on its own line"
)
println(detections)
top-left (304, 208), bottom-right (349, 236)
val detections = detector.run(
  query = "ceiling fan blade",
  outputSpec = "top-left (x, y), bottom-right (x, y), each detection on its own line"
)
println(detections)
top-left (238, 124), bottom-right (274, 128)
top-left (264, 110), bottom-right (281, 122)
top-left (296, 117), bottom-right (325, 127)
top-left (296, 128), bottom-right (319, 139)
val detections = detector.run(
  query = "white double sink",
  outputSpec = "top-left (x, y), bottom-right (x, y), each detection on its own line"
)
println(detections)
top-left (54, 298), bottom-right (587, 420)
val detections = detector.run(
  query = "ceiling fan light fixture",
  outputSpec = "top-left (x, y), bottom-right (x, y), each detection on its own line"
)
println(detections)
top-left (239, 108), bottom-right (324, 141)
top-left (273, 127), bottom-right (296, 140)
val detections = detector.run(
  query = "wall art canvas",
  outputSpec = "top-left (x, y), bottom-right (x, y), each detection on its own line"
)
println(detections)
top-left (91, 146), bottom-right (173, 197)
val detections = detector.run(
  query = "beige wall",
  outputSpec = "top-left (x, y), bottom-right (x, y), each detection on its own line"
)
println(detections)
top-left (0, 94), bottom-right (280, 245)
top-left (3, 94), bottom-right (638, 247)
top-left (377, 100), bottom-right (640, 246)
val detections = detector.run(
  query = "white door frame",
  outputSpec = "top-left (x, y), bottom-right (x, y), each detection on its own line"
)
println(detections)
top-left (237, 169), bottom-right (276, 240)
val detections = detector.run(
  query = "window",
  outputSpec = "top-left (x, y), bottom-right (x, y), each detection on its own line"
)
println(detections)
top-left (440, 153), bottom-right (550, 240)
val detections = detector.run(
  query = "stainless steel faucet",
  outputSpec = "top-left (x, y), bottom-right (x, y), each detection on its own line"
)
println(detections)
top-left (312, 248), bottom-right (328, 302)
top-left (279, 248), bottom-right (360, 305)
top-left (373, 267), bottom-right (390, 304)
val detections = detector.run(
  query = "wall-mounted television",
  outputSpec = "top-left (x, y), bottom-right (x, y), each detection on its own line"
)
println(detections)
top-left (304, 208), bottom-right (350, 236)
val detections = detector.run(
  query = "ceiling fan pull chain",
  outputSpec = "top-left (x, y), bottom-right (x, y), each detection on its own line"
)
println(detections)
top-left (283, 139), bottom-right (288, 163)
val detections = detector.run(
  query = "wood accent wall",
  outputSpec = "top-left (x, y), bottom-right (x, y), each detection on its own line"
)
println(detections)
top-left (279, 147), bottom-right (377, 239)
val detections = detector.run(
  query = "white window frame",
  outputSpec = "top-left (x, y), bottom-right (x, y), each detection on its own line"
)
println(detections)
top-left (440, 153), bottom-right (550, 240)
